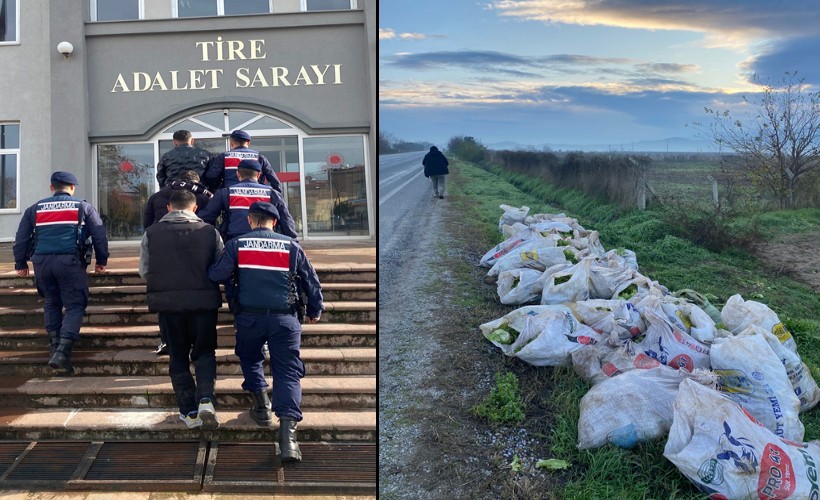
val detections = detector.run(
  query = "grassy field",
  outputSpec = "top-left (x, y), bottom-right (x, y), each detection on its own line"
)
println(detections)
top-left (444, 156), bottom-right (820, 499)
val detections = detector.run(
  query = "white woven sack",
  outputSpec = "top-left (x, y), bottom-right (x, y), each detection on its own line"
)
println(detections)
top-left (710, 332), bottom-right (803, 441)
top-left (479, 227), bottom-right (542, 268)
top-left (574, 299), bottom-right (645, 341)
top-left (739, 326), bottom-right (820, 413)
top-left (636, 308), bottom-right (711, 372)
top-left (540, 258), bottom-right (593, 305)
top-left (487, 238), bottom-right (567, 277)
top-left (665, 379), bottom-right (820, 500)
top-left (721, 294), bottom-right (797, 352)
top-left (577, 366), bottom-right (690, 449)
top-left (571, 342), bottom-right (661, 385)
top-left (497, 268), bottom-right (543, 305)
top-left (498, 204), bottom-right (529, 231)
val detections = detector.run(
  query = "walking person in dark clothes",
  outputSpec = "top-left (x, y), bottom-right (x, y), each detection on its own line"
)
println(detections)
top-left (203, 129), bottom-right (281, 192)
top-left (422, 146), bottom-right (449, 199)
top-left (139, 190), bottom-right (224, 430)
top-left (198, 159), bottom-right (297, 242)
top-left (144, 170), bottom-right (215, 355)
top-left (208, 201), bottom-right (323, 462)
top-left (12, 171), bottom-right (109, 375)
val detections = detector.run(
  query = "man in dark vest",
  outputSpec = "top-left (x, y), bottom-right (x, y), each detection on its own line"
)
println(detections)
top-left (199, 158), bottom-right (298, 242)
top-left (208, 202), bottom-right (323, 462)
top-left (139, 190), bottom-right (224, 430)
top-left (12, 171), bottom-right (109, 375)
top-left (203, 129), bottom-right (281, 192)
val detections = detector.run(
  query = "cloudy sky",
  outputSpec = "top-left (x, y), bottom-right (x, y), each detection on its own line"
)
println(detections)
top-left (379, 1), bottom-right (820, 151)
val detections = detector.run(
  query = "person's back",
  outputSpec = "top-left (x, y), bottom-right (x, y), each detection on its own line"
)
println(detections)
top-left (199, 159), bottom-right (297, 240)
top-left (422, 146), bottom-right (450, 198)
top-left (144, 170), bottom-right (213, 229)
top-left (203, 130), bottom-right (281, 192)
top-left (157, 130), bottom-right (211, 187)
top-left (139, 189), bottom-right (224, 431)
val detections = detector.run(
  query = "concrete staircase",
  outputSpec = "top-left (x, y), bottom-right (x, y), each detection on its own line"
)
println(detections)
top-left (0, 253), bottom-right (376, 493)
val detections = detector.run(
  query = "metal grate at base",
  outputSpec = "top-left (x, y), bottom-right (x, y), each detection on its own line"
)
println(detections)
top-left (204, 441), bottom-right (376, 495)
top-left (5, 442), bottom-right (90, 482)
top-left (75, 440), bottom-right (206, 491)
top-left (0, 442), bottom-right (30, 475)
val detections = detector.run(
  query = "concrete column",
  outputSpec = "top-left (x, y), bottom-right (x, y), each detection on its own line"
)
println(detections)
top-left (49, 1), bottom-right (92, 200)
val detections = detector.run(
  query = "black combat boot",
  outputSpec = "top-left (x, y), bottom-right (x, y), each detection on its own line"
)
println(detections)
top-left (249, 391), bottom-right (272, 427)
top-left (48, 338), bottom-right (74, 375)
top-left (47, 331), bottom-right (59, 356)
top-left (278, 418), bottom-right (302, 463)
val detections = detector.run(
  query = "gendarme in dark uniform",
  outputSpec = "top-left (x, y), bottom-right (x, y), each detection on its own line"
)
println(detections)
top-left (208, 201), bottom-right (323, 463)
top-left (198, 158), bottom-right (298, 241)
top-left (12, 171), bottom-right (109, 375)
top-left (203, 129), bottom-right (282, 192)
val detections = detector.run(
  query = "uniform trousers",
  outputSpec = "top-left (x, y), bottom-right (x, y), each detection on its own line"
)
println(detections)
top-left (160, 309), bottom-right (218, 415)
top-left (31, 254), bottom-right (89, 341)
top-left (234, 311), bottom-right (306, 421)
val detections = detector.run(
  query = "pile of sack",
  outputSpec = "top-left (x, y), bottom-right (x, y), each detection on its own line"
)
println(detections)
top-left (479, 204), bottom-right (820, 498)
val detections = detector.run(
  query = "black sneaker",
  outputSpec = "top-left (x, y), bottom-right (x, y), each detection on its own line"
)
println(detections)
top-left (154, 342), bottom-right (168, 356)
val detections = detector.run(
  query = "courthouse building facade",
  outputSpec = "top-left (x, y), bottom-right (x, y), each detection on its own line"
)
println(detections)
top-left (0, 0), bottom-right (376, 241)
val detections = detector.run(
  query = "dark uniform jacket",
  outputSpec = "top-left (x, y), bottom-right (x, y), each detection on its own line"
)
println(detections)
top-left (208, 228), bottom-right (323, 318)
top-left (12, 192), bottom-right (109, 270)
top-left (139, 211), bottom-right (223, 313)
top-left (203, 147), bottom-right (282, 193)
top-left (156, 144), bottom-right (211, 188)
top-left (423, 147), bottom-right (450, 177)
top-left (143, 180), bottom-right (213, 229)
top-left (197, 180), bottom-right (298, 240)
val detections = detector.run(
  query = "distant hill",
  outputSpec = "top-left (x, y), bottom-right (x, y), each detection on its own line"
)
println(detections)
top-left (485, 137), bottom-right (716, 153)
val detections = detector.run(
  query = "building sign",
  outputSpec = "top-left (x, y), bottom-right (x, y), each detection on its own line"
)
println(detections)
top-left (110, 36), bottom-right (342, 93)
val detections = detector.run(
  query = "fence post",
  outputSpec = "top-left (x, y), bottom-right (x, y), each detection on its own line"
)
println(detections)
top-left (707, 175), bottom-right (718, 208)
top-left (630, 156), bottom-right (646, 210)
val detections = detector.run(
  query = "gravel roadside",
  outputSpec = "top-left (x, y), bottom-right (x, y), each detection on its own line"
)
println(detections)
top-left (379, 194), bottom-right (556, 498)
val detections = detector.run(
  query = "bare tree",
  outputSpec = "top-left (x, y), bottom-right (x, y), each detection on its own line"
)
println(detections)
top-left (703, 72), bottom-right (820, 208)
top-left (378, 130), bottom-right (395, 154)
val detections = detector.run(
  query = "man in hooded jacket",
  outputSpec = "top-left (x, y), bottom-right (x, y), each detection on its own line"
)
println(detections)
top-left (422, 146), bottom-right (449, 199)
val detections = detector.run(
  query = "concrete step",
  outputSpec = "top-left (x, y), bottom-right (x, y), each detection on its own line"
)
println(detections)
top-left (0, 408), bottom-right (376, 442)
top-left (0, 301), bottom-right (377, 328)
top-left (0, 264), bottom-right (376, 288)
top-left (0, 323), bottom-right (377, 350)
top-left (0, 282), bottom-right (377, 307)
top-left (0, 347), bottom-right (376, 377)
top-left (0, 375), bottom-right (376, 410)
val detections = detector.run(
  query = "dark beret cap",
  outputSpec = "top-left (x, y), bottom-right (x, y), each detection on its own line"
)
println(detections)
top-left (238, 159), bottom-right (262, 172)
top-left (51, 171), bottom-right (78, 185)
top-left (230, 129), bottom-right (252, 141)
top-left (248, 201), bottom-right (279, 220)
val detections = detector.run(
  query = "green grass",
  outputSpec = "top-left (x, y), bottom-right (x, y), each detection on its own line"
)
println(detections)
top-left (472, 371), bottom-right (526, 424)
top-left (446, 157), bottom-right (820, 499)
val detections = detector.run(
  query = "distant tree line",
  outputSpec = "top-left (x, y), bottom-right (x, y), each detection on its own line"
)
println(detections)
top-left (447, 135), bottom-right (651, 209)
top-left (378, 130), bottom-right (432, 155)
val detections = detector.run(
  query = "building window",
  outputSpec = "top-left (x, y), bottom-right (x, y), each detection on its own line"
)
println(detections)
top-left (177, 0), bottom-right (217, 17)
top-left (0, 0), bottom-right (18, 43)
top-left (0, 123), bottom-right (19, 210)
top-left (97, 143), bottom-right (155, 239)
top-left (303, 0), bottom-right (356, 11)
top-left (224, 0), bottom-right (269, 15)
top-left (303, 136), bottom-right (368, 236)
top-left (93, 0), bottom-right (142, 21)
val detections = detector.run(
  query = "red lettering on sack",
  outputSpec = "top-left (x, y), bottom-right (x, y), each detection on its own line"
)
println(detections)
top-left (633, 353), bottom-right (661, 369)
top-left (669, 354), bottom-right (694, 372)
top-left (757, 444), bottom-right (795, 499)
top-left (602, 363), bottom-right (621, 377)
